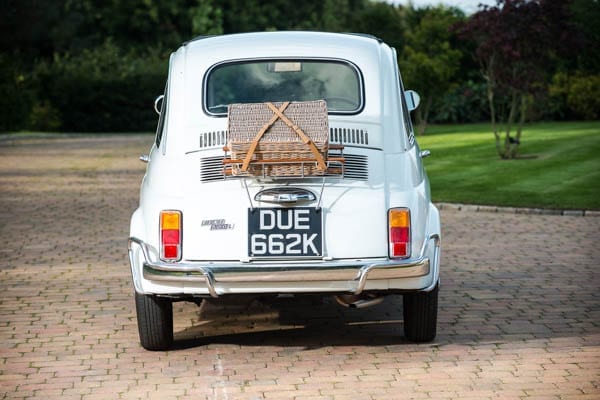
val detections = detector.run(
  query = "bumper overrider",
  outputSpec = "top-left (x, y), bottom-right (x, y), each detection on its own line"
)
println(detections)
top-left (128, 234), bottom-right (440, 298)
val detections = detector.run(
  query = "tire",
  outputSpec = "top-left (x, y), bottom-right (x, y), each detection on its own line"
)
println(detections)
top-left (135, 292), bottom-right (173, 350)
top-left (403, 283), bottom-right (438, 343)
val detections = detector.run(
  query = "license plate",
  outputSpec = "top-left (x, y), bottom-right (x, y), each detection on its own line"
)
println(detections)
top-left (248, 208), bottom-right (322, 257)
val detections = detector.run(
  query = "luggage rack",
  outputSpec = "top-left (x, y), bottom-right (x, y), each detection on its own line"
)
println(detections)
top-left (221, 144), bottom-right (346, 180)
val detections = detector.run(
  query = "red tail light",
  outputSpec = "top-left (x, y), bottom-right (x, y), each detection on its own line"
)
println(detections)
top-left (389, 208), bottom-right (410, 258)
top-left (160, 210), bottom-right (182, 262)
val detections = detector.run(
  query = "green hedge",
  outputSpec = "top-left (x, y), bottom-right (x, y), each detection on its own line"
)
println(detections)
top-left (3, 40), bottom-right (598, 133)
top-left (32, 41), bottom-right (167, 132)
top-left (0, 55), bottom-right (34, 132)
top-left (37, 71), bottom-right (165, 132)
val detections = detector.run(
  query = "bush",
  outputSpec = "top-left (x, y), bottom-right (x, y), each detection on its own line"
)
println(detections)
top-left (0, 55), bottom-right (34, 132)
top-left (568, 74), bottom-right (600, 120)
top-left (33, 41), bottom-right (167, 132)
top-left (549, 72), bottom-right (600, 120)
top-left (430, 80), bottom-right (489, 123)
top-left (28, 100), bottom-right (62, 131)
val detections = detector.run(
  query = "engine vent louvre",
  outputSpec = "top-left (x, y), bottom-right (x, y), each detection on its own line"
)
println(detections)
top-left (199, 130), bottom-right (227, 148)
top-left (200, 156), bottom-right (226, 182)
top-left (335, 153), bottom-right (368, 180)
top-left (198, 127), bottom-right (369, 149)
top-left (329, 127), bottom-right (369, 146)
top-left (200, 154), bottom-right (368, 182)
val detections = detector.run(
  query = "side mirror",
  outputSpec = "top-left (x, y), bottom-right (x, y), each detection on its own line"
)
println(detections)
top-left (154, 95), bottom-right (164, 115)
top-left (404, 90), bottom-right (420, 112)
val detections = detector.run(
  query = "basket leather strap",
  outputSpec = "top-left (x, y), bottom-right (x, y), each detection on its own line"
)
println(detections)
top-left (265, 102), bottom-right (327, 171)
top-left (241, 101), bottom-right (290, 172)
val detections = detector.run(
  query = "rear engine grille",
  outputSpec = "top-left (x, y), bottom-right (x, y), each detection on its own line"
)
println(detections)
top-left (199, 131), bottom-right (227, 148)
top-left (329, 127), bottom-right (369, 146)
top-left (336, 154), bottom-right (368, 180)
top-left (200, 156), bottom-right (226, 182)
top-left (198, 127), bottom-right (369, 149)
top-left (200, 153), bottom-right (368, 182)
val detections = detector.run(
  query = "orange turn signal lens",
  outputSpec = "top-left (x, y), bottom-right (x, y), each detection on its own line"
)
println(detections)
top-left (161, 211), bottom-right (181, 230)
top-left (389, 209), bottom-right (409, 227)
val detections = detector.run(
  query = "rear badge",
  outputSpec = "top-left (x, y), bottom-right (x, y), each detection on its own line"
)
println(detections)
top-left (201, 219), bottom-right (235, 231)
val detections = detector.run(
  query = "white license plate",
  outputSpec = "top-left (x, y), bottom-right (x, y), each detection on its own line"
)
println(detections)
top-left (248, 208), bottom-right (322, 257)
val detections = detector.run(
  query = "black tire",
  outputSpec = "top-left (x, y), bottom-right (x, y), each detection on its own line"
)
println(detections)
top-left (135, 292), bottom-right (173, 350)
top-left (403, 283), bottom-right (438, 343)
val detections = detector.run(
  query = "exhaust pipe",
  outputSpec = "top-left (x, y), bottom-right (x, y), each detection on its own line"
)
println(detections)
top-left (335, 294), bottom-right (385, 309)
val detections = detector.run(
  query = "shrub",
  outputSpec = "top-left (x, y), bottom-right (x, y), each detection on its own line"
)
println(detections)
top-left (0, 55), bottom-right (33, 132)
top-left (28, 100), bottom-right (62, 131)
top-left (32, 41), bottom-right (167, 132)
top-left (430, 80), bottom-right (489, 123)
top-left (549, 72), bottom-right (600, 120)
top-left (568, 74), bottom-right (600, 120)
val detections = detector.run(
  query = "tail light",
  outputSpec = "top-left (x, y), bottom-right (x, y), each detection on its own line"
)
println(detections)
top-left (160, 210), bottom-right (182, 262)
top-left (389, 208), bottom-right (410, 258)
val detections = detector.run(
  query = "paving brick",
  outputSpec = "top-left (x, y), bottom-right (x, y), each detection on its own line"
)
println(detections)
top-left (1, 135), bottom-right (599, 399)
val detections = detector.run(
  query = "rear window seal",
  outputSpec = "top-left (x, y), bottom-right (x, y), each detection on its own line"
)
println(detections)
top-left (202, 57), bottom-right (365, 117)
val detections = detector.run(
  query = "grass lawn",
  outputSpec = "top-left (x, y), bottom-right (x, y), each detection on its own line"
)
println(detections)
top-left (417, 121), bottom-right (600, 210)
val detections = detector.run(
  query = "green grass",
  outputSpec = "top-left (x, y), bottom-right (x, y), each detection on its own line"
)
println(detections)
top-left (417, 121), bottom-right (600, 210)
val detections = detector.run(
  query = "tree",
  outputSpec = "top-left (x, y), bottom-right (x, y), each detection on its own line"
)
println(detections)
top-left (571, 0), bottom-right (600, 73)
top-left (217, 0), bottom-right (369, 33)
top-left (546, 0), bottom-right (600, 121)
top-left (400, 6), bottom-right (463, 135)
top-left (190, 0), bottom-right (223, 36)
top-left (455, 0), bottom-right (578, 158)
top-left (353, 2), bottom-right (405, 51)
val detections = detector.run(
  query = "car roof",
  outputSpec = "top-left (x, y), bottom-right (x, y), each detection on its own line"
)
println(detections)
top-left (183, 31), bottom-right (383, 47)
top-left (176, 31), bottom-right (390, 70)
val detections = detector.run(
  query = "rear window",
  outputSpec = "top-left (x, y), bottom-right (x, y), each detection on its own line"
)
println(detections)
top-left (204, 59), bottom-right (363, 115)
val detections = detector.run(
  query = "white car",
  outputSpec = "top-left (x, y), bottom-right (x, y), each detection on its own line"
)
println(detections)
top-left (128, 31), bottom-right (441, 350)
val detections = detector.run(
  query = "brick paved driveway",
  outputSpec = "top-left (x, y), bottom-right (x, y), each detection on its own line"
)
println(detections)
top-left (1, 135), bottom-right (598, 400)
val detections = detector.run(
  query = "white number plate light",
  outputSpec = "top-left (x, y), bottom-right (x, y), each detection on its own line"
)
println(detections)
top-left (248, 208), bottom-right (322, 257)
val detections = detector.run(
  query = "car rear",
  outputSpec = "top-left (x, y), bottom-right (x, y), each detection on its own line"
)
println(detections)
top-left (128, 32), bottom-right (441, 350)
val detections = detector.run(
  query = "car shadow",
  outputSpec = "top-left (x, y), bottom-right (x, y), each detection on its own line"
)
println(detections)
top-left (171, 294), bottom-right (413, 350)
top-left (168, 271), bottom-right (600, 351)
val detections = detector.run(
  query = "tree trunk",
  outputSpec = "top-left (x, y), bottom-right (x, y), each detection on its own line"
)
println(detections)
top-left (509, 95), bottom-right (528, 158)
top-left (484, 58), bottom-right (503, 158)
top-left (502, 91), bottom-right (519, 159)
top-left (417, 96), bottom-right (433, 135)
top-left (415, 107), bottom-right (423, 135)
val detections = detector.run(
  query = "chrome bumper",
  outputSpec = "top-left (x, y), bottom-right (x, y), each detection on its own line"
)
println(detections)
top-left (128, 234), bottom-right (440, 298)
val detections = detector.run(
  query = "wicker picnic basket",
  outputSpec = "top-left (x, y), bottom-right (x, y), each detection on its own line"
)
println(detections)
top-left (224, 100), bottom-right (332, 177)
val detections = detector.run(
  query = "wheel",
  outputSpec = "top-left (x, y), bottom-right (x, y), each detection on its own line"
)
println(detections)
top-left (135, 292), bottom-right (173, 350)
top-left (403, 283), bottom-right (438, 342)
